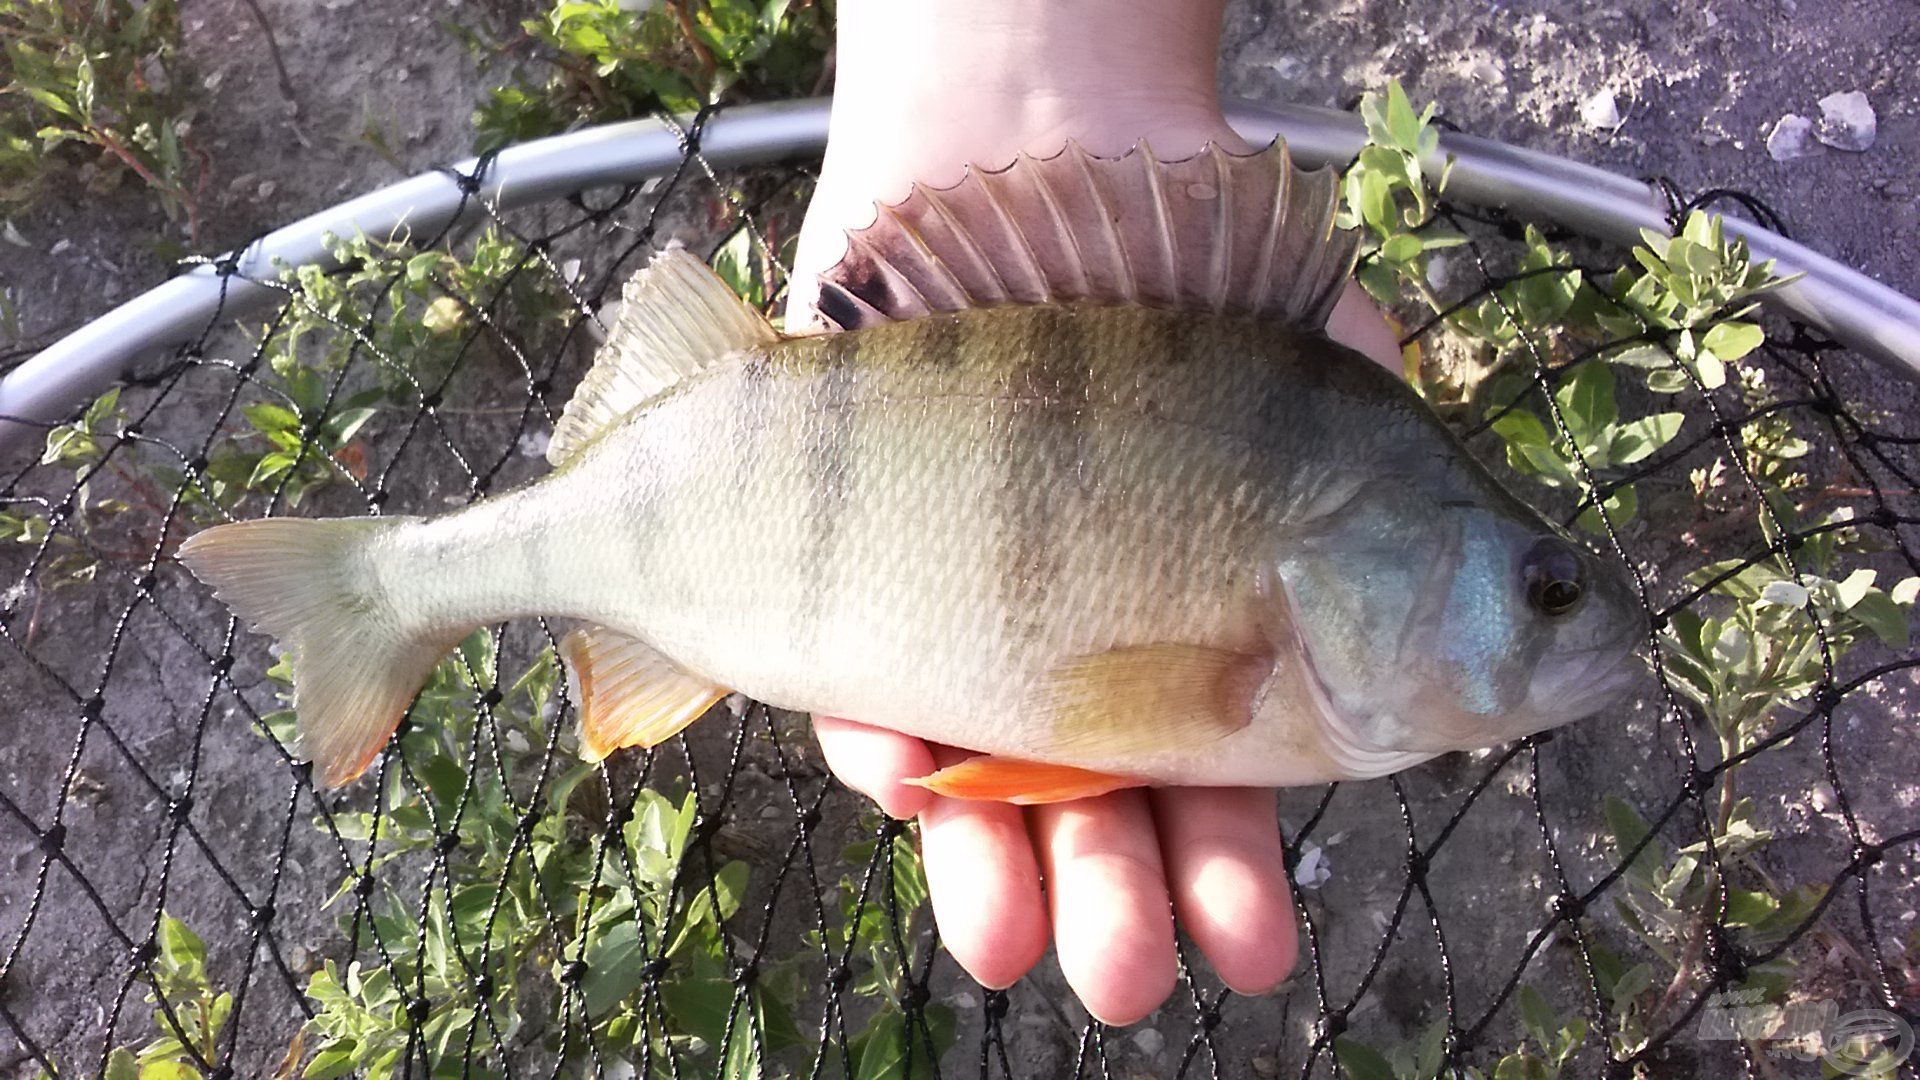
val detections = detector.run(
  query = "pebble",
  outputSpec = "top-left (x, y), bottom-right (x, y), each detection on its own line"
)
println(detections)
top-left (1814, 90), bottom-right (1876, 151)
top-left (1580, 89), bottom-right (1622, 131)
top-left (1469, 59), bottom-right (1505, 86)
top-left (1766, 114), bottom-right (1821, 161)
top-left (1131, 1028), bottom-right (1165, 1057)
top-left (1252, 1055), bottom-right (1282, 1078)
top-left (1886, 181), bottom-right (1912, 197)
top-left (1294, 843), bottom-right (1332, 889)
top-left (1810, 781), bottom-right (1838, 813)
top-left (49, 238), bottom-right (72, 256)
top-left (1266, 56), bottom-right (1305, 80)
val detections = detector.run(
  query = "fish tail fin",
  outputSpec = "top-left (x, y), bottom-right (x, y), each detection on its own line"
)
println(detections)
top-left (176, 516), bottom-right (449, 786)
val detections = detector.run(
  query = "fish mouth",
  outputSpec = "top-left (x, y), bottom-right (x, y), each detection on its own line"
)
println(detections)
top-left (1531, 633), bottom-right (1647, 724)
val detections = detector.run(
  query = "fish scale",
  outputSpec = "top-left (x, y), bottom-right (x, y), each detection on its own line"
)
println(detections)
top-left (502, 306), bottom-right (1308, 770)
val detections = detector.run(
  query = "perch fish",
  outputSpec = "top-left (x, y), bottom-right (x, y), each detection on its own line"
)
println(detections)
top-left (177, 141), bottom-right (1644, 801)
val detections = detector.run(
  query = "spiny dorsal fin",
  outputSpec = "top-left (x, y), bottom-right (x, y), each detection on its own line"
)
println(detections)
top-left (561, 625), bottom-right (729, 761)
top-left (549, 246), bottom-right (777, 466)
top-left (814, 139), bottom-right (1358, 333)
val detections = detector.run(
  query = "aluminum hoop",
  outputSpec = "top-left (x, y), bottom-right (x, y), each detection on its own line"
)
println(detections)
top-left (5, 96), bottom-right (1917, 453)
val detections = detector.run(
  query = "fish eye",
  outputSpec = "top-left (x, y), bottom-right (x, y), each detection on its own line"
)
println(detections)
top-left (1523, 539), bottom-right (1586, 617)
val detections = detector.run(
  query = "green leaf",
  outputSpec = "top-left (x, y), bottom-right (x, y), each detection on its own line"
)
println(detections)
top-left (581, 920), bottom-right (646, 1017)
top-left (1380, 232), bottom-right (1423, 264)
top-left (23, 86), bottom-right (77, 119)
top-left (1892, 577), bottom-right (1920, 606)
top-left (1724, 888), bottom-right (1779, 927)
top-left (1518, 985), bottom-right (1556, 1049)
top-left (73, 55), bottom-right (97, 119)
top-left (1384, 81), bottom-right (1422, 150)
top-left (304, 1043), bottom-right (360, 1079)
top-left (850, 1004), bottom-right (951, 1080)
top-left (1575, 484), bottom-right (1635, 534)
top-left (157, 914), bottom-right (207, 977)
top-left (106, 1047), bottom-right (140, 1080)
top-left (1610, 413), bottom-right (1684, 465)
top-left (1603, 795), bottom-right (1661, 887)
top-left (242, 402), bottom-right (302, 434)
top-left (1334, 1035), bottom-right (1398, 1080)
top-left (1847, 591), bottom-right (1910, 649)
top-left (1609, 963), bottom-right (1656, 1009)
top-left (1702, 321), bottom-right (1763, 361)
top-left (1558, 362), bottom-right (1616, 437)
top-left (324, 407), bottom-right (378, 445)
top-left (1645, 366), bottom-right (1690, 394)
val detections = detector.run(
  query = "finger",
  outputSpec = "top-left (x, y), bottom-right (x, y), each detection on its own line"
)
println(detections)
top-left (812, 715), bottom-right (936, 819)
top-left (1327, 282), bottom-right (1405, 374)
top-left (1032, 790), bottom-right (1178, 1026)
top-left (1150, 787), bottom-right (1297, 995)
top-left (918, 747), bottom-right (1048, 989)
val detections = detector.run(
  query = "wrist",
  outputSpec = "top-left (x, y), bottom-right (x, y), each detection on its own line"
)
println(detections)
top-left (825, 0), bottom-right (1235, 171)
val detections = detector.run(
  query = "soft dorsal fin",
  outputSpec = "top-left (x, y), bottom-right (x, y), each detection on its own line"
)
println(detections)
top-left (813, 139), bottom-right (1359, 333)
top-left (549, 247), bottom-right (778, 466)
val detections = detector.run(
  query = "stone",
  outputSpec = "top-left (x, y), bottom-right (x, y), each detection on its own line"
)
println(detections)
top-left (1131, 1028), bottom-right (1165, 1057)
top-left (1766, 114), bottom-right (1821, 162)
top-left (1815, 90), bottom-right (1876, 151)
top-left (1580, 89), bottom-right (1622, 130)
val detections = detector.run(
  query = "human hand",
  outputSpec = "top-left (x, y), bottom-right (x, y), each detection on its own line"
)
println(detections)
top-left (815, 720), bottom-right (1302, 1024)
top-left (789, 0), bottom-right (1408, 1025)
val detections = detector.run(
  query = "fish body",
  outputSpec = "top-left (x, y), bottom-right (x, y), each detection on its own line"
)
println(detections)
top-left (179, 142), bottom-right (1643, 793)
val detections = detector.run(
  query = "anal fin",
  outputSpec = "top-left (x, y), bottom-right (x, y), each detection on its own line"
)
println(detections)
top-left (562, 626), bottom-right (728, 760)
top-left (906, 757), bottom-right (1143, 806)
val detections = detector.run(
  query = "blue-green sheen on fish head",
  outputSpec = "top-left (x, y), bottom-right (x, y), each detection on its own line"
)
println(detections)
top-left (1271, 473), bottom-right (1643, 771)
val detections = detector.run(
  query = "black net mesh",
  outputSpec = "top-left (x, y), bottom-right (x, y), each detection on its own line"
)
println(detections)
top-left (1, 108), bottom-right (1916, 1079)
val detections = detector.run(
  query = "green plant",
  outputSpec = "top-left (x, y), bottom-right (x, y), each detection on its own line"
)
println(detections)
top-left (284, 629), bottom-right (945, 1078)
top-left (2, 387), bottom-right (146, 590)
top-left (464, 0), bottom-right (832, 153)
top-left (1, 0), bottom-right (204, 238)
top-left (75, 915), bottom-right (238, 1080)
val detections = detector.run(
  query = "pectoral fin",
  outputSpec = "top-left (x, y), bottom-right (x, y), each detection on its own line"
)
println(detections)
top-left (1026, 643), bottom-right (1269, 757)
top-left (906, 758), bottom-right (1143, 805)
top-left (561, 626), bottom-right (728, 760)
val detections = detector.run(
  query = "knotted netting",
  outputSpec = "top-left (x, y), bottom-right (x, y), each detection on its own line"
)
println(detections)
top-left (1, 104), bottom-right (1916, 1079)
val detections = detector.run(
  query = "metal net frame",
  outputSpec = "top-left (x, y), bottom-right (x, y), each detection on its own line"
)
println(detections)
top-left (0, 103), bottom-right (1916, 1079)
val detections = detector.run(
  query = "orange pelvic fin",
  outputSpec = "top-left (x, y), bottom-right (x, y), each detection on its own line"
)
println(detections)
top-left (905, 757), bottom-right (1144, 806)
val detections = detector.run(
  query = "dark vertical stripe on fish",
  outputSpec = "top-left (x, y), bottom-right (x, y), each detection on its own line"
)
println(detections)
top-left (793, 338), bottom-right (862, 646)
top-left (994, 308), bottom-right (1094, 645)
top-left (729, 350), bottom-right (776, 500)
top-left (908, 312), bottom-right (964, 371)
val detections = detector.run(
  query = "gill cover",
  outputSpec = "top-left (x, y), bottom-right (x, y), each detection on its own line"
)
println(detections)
top-left (1275, 478), bottom-right (1568, 759)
